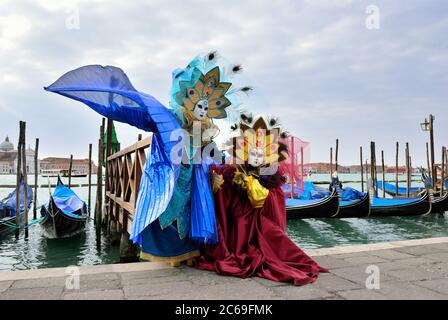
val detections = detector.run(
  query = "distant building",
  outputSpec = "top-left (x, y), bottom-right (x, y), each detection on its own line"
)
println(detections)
top-left (0, 136), bottom-right (38, 174)
top-left (40, 157), bottom-right (97, 175)
top-left (305, 163), bottom-right (350, 174)
top-left (305, 162), bottom-right (410, 174)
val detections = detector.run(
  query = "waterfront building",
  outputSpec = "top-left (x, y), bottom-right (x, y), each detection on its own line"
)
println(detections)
top-left (40, 157), bottom-right (97, 176)
top-left (0, 136), bottom-right (38, 174)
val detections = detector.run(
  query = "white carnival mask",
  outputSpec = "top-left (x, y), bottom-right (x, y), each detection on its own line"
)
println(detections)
top-left (248, 148), bottom-right (265, 167)
top-left (193, 99), bottom-right (209, 120)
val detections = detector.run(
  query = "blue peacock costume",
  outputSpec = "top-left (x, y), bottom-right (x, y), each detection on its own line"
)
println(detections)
top-left (45, 52), bottom-right (250, 263)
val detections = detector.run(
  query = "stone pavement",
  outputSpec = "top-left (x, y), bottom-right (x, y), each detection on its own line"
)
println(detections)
top-left (0, 237), bottom-right (447, 300)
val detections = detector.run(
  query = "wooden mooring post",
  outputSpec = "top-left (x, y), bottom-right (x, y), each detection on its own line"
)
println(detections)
top-left (360, 146), bottom-right (364, 192)
top-left (441, 146), bottom-right (446, 195)
top-left (335, 139), bottom-right (339, 173)
top-left (300, 146), bottom-right (304, 190)
top-left (290, 138), bottom-right (295, 199)
top-left (372, 142), bottom-right (378, 194)
top-left (95, 118), bottom-right (105, 237)
top-left (395, 142), bottom-right (399, 196)
top-left (405, 142), bottom-right (410, 198)
top-left (68, 154), bottom-right (73, 189)
top-left (33, 138), bottom-right (39, 220)
top-left (105, 133), bottom-right (152, 262)
top-left (15, 121), bottom-right (24, 239)
top-left (370, 141), bottom-right (377, 197)
top-left (381, 150), bottom-right (385, 198)
top-left (88, 143), bottom-right (92, 216)
top-left (21, 122), bottom-right (29, 238)
top-left (104, 119), bottom-right (113, 230)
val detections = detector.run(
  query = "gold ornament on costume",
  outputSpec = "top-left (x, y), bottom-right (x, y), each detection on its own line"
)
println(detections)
top-left (232, 116), bottom-right (288, 166)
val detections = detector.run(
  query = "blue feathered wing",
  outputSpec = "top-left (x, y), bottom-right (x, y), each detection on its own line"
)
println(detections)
top-left (44, 65), bottom-right (184, 244)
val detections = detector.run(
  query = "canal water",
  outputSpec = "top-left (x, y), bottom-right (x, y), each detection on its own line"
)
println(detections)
top-left (1, 173), bottom-right (447, 271)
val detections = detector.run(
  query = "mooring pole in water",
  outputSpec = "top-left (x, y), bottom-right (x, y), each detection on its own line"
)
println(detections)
top-left (33, 138), bottom-right (39, 220)
top-left (370, 141), bottom-right (377, 196)
top-left (94, 139), bottom-right (102, 229)
top-left (88, 143), bottom-right (92, 216)
top-left (426, 142), bottom-right (431, 180)
top-left (104, 119), bottom-right (113, 229)
top-left (15, 121), bottom-right (23, 239)
top-left (405, 142), bottom-right (410, 198)
top-left (330, 147), bottom-right (333, 178)
top-left (372, 142), bottom-right (378, 194)
top-left (95, 118), bottom-right (105, 238)
top-left (68, 154), bottom-right (73, 189)
top-left (445, 149), bottom-right (448, 181)
top-left (335, 139), bottom-right (339, 173)
top-left (300, 146), bottom-right (304, 190)
top-left (360, 146), bottom-right (364, 192)
top-left (442, 147), bottom-right (448, 191)
top-left (381, 150), bottom-right (385, 198)
top-left (21, 122), bottom-right (29, 238)
top-left (445, 148), bottom-right (448, 193)
top-left (429, 114), bottom-right (436, 191)
top-left (441, 146), bottom-right (445, 195)
top-left (395, 142), bottom-right (399, 196)
top-left (290, 137), bottom-right (295, 199)
top-left (369, 142), bottom-right (373, 191)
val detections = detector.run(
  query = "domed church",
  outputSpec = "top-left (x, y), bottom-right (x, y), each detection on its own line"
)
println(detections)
top-left (0, 136), bottom-right (38, 174)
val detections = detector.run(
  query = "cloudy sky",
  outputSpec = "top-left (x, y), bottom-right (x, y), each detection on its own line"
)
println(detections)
top-left (0, 0), bottom-right (447, 166)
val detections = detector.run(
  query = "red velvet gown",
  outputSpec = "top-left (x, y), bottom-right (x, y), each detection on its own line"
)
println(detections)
top-left (197, 165), bottom-right (328, 286)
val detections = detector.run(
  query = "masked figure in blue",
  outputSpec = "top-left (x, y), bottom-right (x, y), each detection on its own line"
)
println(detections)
top-left (45, 51), bottom-right (250, 265)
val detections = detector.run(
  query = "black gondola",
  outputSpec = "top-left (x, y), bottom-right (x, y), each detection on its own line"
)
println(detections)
top-left (337, 192), bottom-right (370, 218)
top-left (0, 182), bottom-right (32, 235)
top-left (40, 177), bottom-right (87, 239)
top-left (286, 188), bottom-right (339, 219)
top-left (430, 192), bottom-right (448, 214)
top-left (370, 190), bottom-right (431, 217)
top-left (377, 181), bottom-right (423, 197)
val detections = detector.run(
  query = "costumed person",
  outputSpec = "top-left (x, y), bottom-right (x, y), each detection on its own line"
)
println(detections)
top-left (197, 115), bottom-right (328, 285)
top-left (329, 171), bottom-right (343, 192)
top-left (44, 51), bottom-right (251, 265)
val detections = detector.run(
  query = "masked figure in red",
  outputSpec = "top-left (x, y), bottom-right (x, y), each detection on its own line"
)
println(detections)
top-left (197, 115), bottom-right (328, 285)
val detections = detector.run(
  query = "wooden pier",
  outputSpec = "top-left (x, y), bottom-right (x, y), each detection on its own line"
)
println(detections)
top-left (103, 133), bottom-right (152, 260)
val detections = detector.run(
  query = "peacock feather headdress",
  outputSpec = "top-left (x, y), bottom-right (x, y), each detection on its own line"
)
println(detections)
top-left (170, 51), bottom-right (252, 126)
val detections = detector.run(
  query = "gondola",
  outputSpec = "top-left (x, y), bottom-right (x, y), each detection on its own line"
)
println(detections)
top-left (338, 192), bottom-right (370, 218)
top-left (40, 177), bottom-right (87, 239)
top-left (377, 181), bottom-right (423, 197)
top-left (429, 191), bottom-right (448, 214)
top-left (286, 188), bottom-right (339, 219)
top-left (61, 170), bottom-right (88, 178)
top-left (0, 182), bottom-right (32, 235)
top-left (370, 190), bottom-right (431, 217)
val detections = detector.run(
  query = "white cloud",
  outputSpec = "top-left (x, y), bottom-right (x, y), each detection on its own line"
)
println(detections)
top-left (0, 14), bottom-right (32, 50)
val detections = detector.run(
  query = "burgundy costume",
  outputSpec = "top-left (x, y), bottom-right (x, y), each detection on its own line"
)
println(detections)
top-left (197, 165), bottom-right (328, 286)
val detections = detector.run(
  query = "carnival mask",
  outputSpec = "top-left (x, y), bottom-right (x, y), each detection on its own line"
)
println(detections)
top-left (248, 148), bottom-right (265, 167)
top-left (193, 99), bottom-right (209, 120)
top-left (232, 115), bottom-right (288, 168)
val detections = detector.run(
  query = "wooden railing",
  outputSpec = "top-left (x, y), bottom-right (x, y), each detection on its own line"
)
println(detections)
top-left (105, 133), bottom-right (152, 234)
